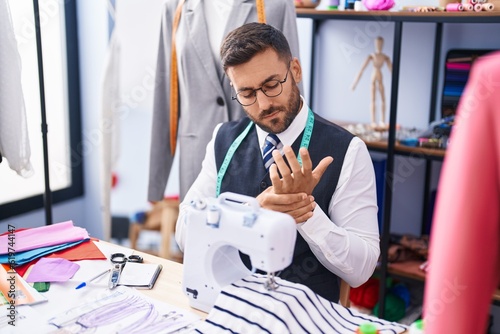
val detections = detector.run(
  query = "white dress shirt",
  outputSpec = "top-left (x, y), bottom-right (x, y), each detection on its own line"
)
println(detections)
top-left (176, 97), bottom-right (380, 288)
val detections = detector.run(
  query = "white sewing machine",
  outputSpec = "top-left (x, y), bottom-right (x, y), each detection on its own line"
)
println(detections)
top-left (182, 192), bottom-right (297, 313)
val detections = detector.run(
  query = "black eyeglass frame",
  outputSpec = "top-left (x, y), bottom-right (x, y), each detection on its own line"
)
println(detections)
top-left (231, 66), bottom-right (291, 106)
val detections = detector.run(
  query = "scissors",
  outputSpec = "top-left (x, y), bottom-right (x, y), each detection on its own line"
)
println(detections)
top-left (108, 253), bottom-right (143, 289)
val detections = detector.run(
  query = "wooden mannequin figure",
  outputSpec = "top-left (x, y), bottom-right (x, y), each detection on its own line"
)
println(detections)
top-left (351, 36), bottom-right (392, 129)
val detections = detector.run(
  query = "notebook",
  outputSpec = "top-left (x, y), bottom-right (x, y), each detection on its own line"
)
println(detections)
top-left (118, 262), bottom-right (162, 289)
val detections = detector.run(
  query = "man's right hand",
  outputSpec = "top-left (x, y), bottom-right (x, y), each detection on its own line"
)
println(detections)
top-left (256, 187), bottom-right (315, 224)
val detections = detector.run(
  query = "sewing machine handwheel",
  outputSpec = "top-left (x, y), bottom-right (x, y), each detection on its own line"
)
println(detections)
top-left (218, 192), bottom-right (260, 211)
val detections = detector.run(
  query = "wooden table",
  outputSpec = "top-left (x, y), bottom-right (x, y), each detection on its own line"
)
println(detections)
top-left (78, 241), bottom-right (408, 332)
top-left (116, 242), bottom-right (408, 333)
top-left (99, 240), bottom-right (207, 319)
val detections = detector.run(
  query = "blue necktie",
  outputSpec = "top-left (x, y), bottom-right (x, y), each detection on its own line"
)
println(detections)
top-left (262, 134), bottom-right (282, 170)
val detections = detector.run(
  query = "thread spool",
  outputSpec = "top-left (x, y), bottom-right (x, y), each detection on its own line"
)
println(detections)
top-left (481, 3), bottom-right (495, 10)
top-left (463, 3), bottom-right (474, 10)
top-left (446, 3), bottom-right (464, 11)
top-left (469, 0), bottom-right (478, 4)
top-left (206, 205), bottom-right (221, 227)
top-left (409, 320), bottom-right (424, 334)
top-left (474, 3), bottom-right (483, 11)
top-left (354, 0), bottom-right (364, 11)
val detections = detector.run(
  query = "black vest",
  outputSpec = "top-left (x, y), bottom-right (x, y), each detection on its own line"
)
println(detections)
top-left (214, 112), bottom-right (354, 302)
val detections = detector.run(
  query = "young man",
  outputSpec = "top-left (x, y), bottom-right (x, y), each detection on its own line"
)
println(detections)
top-left (175, 22), bottom-right (379, 302)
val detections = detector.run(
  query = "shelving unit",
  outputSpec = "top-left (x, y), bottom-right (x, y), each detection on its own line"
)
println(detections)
top-left (365, 141), bottom-right (445, 160)
top-left (296, 8), bottom-right (500, 317)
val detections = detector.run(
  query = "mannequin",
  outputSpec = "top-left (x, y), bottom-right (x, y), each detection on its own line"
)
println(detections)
top-left (351, 36), bottom-right (392, 129)
top-left (148, 0), bottom-right (301, 202)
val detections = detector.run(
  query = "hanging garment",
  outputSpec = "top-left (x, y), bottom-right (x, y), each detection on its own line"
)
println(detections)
top-left (147, 0), bottom-right (301, 202)
top-left (0, 0), bottom-right (34, 177)
top-left (423, 51), bottom-right (500, 334)
top-left (99, 0), bottom-right (122, 241)
top-left (195, 274), bottom-right (408, 333)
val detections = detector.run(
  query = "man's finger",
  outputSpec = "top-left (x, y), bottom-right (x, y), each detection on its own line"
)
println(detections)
top-left (284, 198), bottom-right (315, 215)
top-left (265, 192), bottom-right (308, 207)
top-left (284, 146), bottom-right (302, 176)
top-left (288, 202), bottom-right (316, 223)
top-left (269, 164), bottom-right (282, 192)
top-left (273, 149), bottom-right (292, 181)
top-left (299, 147), bottom-right (313, 174)
top-left (312, 156), bottom-right (334, 180)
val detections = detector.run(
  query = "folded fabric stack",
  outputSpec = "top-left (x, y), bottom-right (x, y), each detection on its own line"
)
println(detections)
top-left (0, 221), bottom-right (90, 267)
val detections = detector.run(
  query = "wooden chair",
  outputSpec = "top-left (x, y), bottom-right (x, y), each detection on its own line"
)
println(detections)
top-left (128, 197), bottom-right (182, 262)
top-left (339, 279), bottom-right (351, 308)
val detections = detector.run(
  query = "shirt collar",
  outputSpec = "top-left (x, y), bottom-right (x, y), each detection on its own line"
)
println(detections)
top-left (256, 96), bottom-right (309, 152)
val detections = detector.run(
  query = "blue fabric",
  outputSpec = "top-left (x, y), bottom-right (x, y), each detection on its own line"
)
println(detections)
top-left (0, 239), bottom-right (88, 265)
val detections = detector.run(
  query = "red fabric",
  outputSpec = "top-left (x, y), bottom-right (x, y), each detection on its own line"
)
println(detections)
top-left (15, 238), bottom-right (106, 277)
top-left (350, 277), bottom-right (380, 310)
top-left (45, 238), bottom-right (106, 261)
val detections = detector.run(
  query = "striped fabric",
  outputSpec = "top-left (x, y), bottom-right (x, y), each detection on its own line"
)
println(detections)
top-left (195, 275), bottom-right (408, 334)
top-left (262, 134), bottom-right (282, 170)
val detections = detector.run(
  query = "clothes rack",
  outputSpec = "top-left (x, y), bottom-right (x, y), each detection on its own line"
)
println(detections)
top-left (33, 0), bottom-right (52, 225)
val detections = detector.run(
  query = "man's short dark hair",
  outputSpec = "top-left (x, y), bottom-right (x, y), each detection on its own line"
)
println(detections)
top-left (220, 22), bottom-right (292, 72)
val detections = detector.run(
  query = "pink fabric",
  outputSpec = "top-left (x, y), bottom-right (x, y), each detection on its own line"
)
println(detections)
top-left (362, 0), bottom-right (395, 10)
top-left (445, 62), bottom-right (472, 71)
top-left (423, 52), bottom-right (500, 333)
top-left (0, 221), bottom-right (89, 254)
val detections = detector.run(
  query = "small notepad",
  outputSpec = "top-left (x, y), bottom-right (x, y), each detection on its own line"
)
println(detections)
top-left (118, 262), bottom-right (162, 289)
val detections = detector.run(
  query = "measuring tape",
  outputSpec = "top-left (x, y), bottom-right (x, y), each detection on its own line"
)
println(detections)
top-left (256, 0), bottom-right (266, 23)
top-left (216, 109), bottom-right (315, 197)
top-left (169, 0), bottom-right (186, 155)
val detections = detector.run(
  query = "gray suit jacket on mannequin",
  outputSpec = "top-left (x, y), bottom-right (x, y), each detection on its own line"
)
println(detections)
top-left (148, 0), bottom-right (302, 202)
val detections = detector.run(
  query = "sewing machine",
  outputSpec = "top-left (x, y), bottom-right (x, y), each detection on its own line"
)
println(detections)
top-left (182, 192), bottom-right (297, 313)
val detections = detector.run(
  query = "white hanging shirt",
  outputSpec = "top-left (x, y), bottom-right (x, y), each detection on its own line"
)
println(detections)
top-left (0, 0), bottom-right (33, 177)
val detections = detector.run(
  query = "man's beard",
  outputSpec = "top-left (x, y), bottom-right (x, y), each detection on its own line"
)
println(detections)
top-left (249, 81), bottom-right (302, 134)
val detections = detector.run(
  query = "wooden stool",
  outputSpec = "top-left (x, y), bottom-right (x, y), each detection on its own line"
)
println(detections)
top-left (339, 279), bottom-right (351, 308)
top-left (128, 198), bottom-right (182, 262)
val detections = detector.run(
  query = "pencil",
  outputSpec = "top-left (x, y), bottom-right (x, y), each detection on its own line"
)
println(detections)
top-left (75, 268), bottom-right (111, 289)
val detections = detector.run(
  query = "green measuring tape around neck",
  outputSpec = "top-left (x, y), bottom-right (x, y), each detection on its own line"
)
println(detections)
top-left (215, 109), bottom-right (315, 197)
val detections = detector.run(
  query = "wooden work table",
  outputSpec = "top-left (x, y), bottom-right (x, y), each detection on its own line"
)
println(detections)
top-left (31, 240), bottom-right (406, 333)
top-left (111, 242), bottom-right (409, 333)
top-left (98, 240), bottom-right (207, 320)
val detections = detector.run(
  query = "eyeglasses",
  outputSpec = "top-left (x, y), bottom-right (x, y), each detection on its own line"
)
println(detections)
top-left (232, 67), bottom-right (290, 106)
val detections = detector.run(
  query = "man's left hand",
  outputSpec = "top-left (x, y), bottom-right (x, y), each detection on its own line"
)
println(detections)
top-left (270, 146), bottom-right (333, 195)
